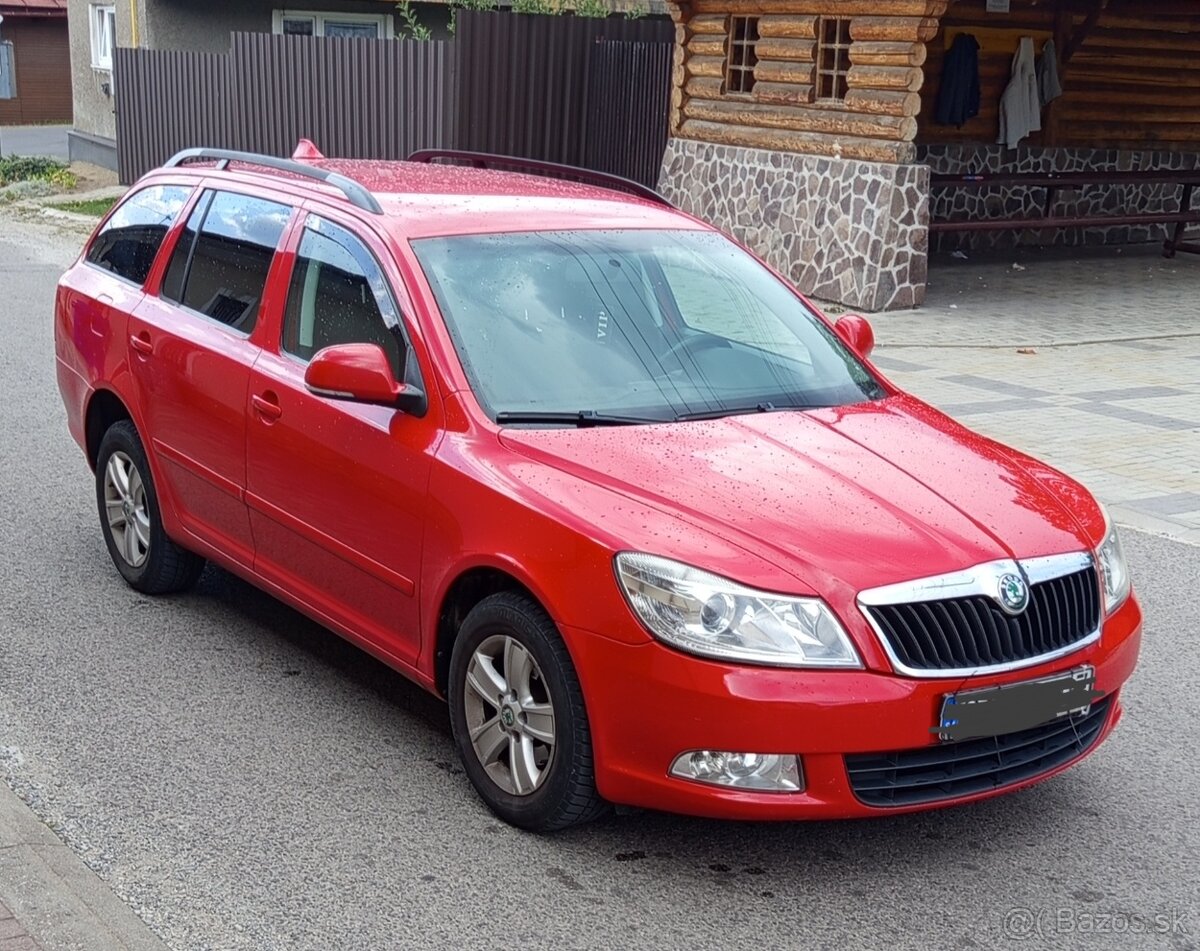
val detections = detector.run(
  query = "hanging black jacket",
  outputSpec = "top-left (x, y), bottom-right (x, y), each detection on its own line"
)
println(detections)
top-left (936, 33), bottom-right (981, 127)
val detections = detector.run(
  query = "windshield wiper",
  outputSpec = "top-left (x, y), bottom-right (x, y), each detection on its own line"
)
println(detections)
top-left (674, 401), bottom-right (784, 422)
top-left (494, 410), bottom-right (667, 427)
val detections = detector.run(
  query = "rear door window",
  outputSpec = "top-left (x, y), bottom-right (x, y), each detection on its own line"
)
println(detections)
top-left (160, 190), bottom-right (292, 335)
top-left (85, 184), bottom-right (192, 286)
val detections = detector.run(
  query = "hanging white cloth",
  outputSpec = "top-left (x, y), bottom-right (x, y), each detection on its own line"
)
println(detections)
top-left (998, 37), bottom-right (1041, 148)
top-left (1038, 38), bottom-right (1064, 107)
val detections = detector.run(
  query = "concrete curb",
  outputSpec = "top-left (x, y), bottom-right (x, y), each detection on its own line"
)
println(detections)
top-left (0, 784), bottom-right (170, 951)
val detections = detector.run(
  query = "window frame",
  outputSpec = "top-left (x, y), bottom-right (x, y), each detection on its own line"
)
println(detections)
top-left (157, 187), bottom-right (296, 339)
top-left (271, 10), bottom-right (394, 39)
top-left (89, 3), bottom-right (117, 72)
top-left (815, 16), bottom-right (852, 103)
top-left (724, 15), bottom-right (759, 97)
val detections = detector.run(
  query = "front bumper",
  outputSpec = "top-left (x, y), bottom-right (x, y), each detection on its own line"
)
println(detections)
top-left (566, 593), bottom-right (1141, 819)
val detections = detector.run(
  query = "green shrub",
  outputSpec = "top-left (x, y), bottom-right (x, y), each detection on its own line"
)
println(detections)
top-left (0, 155), bottom-right (74, 189)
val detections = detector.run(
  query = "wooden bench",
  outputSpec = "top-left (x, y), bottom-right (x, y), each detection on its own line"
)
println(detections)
top-left (930, 169), bottom-right (1200, 258)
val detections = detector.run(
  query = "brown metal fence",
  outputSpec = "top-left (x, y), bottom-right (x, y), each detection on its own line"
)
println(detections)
top-left (115, 13), bottom-right (672, 188)
top-left (116, 34), bottom-right (457, 184)
top-left (455, 11), bottom-right (673, 186)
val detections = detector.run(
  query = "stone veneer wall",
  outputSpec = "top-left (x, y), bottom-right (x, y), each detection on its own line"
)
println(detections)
top-left (659, 139), bottom-right (930, 312)
top-left (922, 145), bottom-right (1200, 253)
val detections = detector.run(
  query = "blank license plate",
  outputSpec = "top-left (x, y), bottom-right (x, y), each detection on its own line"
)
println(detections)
top-left (935, 667), bottom-right (1103, 742)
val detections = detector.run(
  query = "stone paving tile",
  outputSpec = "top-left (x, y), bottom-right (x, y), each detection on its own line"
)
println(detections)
top-left (1123, 493), bottom-right (1200, 517)
top-left (0, 901), bottom-right (39, 951)
top-left (870, 245), bottom-right (1200, 545)
top-left (940, 374), bottom-right (1054, 399)
top-left (1072, 385), bottom-right (1187, 402)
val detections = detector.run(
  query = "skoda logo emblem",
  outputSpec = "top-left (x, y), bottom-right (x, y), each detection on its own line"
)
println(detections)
top-left (997, 573), bottom-right (1030, 615)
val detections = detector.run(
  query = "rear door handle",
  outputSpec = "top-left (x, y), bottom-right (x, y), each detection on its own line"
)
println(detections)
top-left (130, 332), bottom-right (153, 355)
top-left (252, 393), bottom-right (283, 421)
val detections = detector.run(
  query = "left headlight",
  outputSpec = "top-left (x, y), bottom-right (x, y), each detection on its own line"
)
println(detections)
top-left (1096, 512), bottom-right (1131, 615)
top-left (615, 552), bottom-right (862, 668)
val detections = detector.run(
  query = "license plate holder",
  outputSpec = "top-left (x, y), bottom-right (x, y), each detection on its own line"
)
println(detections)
top-left (935, 666), bottom-right (1102, 742)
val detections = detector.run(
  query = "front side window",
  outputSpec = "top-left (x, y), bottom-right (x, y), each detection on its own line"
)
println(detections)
top-left (89, 4), bottom-right (117, 71)
top-left (85, 184), bottom-right (191, 286)
top-left (160, 190), bottom-right (291, 335)
top-left (412, 229), bottom-right (883, 423)
top-left (281, 216), bottom-right (405, 378)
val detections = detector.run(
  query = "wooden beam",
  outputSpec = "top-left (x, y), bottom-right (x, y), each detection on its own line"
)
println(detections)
top-left (1062, 0), bottom-right (1110, 66)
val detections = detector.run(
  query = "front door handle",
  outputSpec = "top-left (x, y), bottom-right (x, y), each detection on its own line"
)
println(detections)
top-left (130, 332), bottom-right (153, 355)
top-left (252, 393), bottom-right (283, 421)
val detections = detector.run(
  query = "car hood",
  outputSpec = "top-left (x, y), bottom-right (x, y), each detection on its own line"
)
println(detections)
top-left (498, 394), bottom-right (1098, 599)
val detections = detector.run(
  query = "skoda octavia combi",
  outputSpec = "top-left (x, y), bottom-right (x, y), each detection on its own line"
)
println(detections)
top-left (54, 145), bottom-right (1142, 830)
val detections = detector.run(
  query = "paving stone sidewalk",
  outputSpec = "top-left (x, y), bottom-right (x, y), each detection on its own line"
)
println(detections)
top-left (0, 899), bottom-right (42, 951)
top-left (866, 245), bottom-right (1200, 546)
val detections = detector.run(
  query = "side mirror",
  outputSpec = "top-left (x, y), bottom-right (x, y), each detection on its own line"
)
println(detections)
top-left (304, 343), bottom-right (427, 416)
top-left (834, 314), bottom-right (875, 359)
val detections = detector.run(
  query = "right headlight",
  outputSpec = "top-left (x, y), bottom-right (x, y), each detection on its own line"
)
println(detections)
top-left (614, 552), bottom-right (862, 668)
top-left (1096, 510), bottom-right (1131, 615)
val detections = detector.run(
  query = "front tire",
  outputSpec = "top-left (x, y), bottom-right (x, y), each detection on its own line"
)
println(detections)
top-left (448, 592), bottom-right (606, 832)
top-left (95, 421), bottom-right (205, 594)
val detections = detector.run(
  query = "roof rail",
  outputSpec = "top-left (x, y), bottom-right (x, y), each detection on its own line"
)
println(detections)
top-left (164, 147), bottom-right (383, 215)
top-left (406, 149), bottom-right (673, 208)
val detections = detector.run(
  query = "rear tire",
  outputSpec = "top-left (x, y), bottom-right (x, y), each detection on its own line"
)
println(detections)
top-left (448, 592), bottom-right (607, 832)
top-left (95, 421), bottom-right (205, 594)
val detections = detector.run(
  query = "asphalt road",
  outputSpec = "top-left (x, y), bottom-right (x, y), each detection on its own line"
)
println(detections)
top-left (0, 125), bottom-right (70, 161)
top-left (1, 215), bottom-right (1198, 951)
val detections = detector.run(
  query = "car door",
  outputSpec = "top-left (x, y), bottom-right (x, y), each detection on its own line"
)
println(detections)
top-left (245, 212), bottom-right (438, 670)
top-left (127, 188), bottom-right (294, 569)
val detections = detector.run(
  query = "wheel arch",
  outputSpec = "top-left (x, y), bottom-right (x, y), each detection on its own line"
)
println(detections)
top-left (430, 562), bottom-right (558, 699)
top-left (84, 387), bottom-right (135, 470)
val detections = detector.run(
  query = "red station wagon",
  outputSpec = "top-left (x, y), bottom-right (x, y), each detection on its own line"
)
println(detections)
top-left (55, 145), bottom-right (1142, 831)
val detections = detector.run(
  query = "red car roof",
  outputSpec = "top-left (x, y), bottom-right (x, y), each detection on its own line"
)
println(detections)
top-left (324, 159), bottom-right (699, 238)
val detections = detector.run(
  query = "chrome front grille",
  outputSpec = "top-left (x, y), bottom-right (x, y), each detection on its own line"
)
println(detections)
top-left (858, 553), bottom-right (1101, 677)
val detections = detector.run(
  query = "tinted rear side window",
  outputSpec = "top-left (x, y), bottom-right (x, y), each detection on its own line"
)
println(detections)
top-left (85, 185), bottom-right (191, 286)
top-left (160, 190), bottom-right (291, 334)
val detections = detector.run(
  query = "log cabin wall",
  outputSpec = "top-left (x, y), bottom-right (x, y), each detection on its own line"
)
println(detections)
top-left (920, 0), bottom-right (1200, 150)
top-left (919, 0), bottom-right (1200, 251)
top-left (670, 0), bottom-right (951, 165)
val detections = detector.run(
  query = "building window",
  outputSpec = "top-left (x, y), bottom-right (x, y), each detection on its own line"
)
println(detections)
top-left (89, 4), bottom-right (117, 71)
top-left (725, 16), bottom-right (758, 96)
top-left (272, 11), bottom-right (394, 39)
top-left (816, 17), bottom-right (851, 101)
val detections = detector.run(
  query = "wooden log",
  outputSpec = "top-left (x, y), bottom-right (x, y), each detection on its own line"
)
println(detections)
top-left (850, 16), bottom-right (940, 43)
top-left (754, 38), bottom-right (815, 62)
top-left (755, 60), bottom-right (815, 85)
top-left (688, 36), bottom-right (727, 57)
top-left (847, 64), bottom-right (924, 91)
top-left (692, 0), bottom-right (943, 14)
top-left (685, 76), bottom-right (726, 100)
top-left (677, 118), bottom-right (917, 163)
top-left (683, 96), bottom-right (918, 140)
top-left (850, 40), bottom-right (927, 67)
top-left (687, 55), bottom-right (726, 79)
top-left (689, 13), bottom-right (727, 35)
top-left (757, 16), bottom-right (817, 39)
top-left (754, 81), bottom-right (815, 105)
top-left (845, 88), bottom-right (922, 116)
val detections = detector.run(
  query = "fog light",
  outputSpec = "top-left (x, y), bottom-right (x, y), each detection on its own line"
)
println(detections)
top-left (669, 750), bottom-right (804, 792)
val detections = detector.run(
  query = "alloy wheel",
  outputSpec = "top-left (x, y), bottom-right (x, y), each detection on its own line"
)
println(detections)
top-left (462, 634), bottom-right (557, 796)
top-left (103, 451), bottom-right (151, 568)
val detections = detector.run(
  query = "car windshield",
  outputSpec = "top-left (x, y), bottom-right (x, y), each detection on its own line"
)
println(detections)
top-left (412, 229), bottom-right (884, 424)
